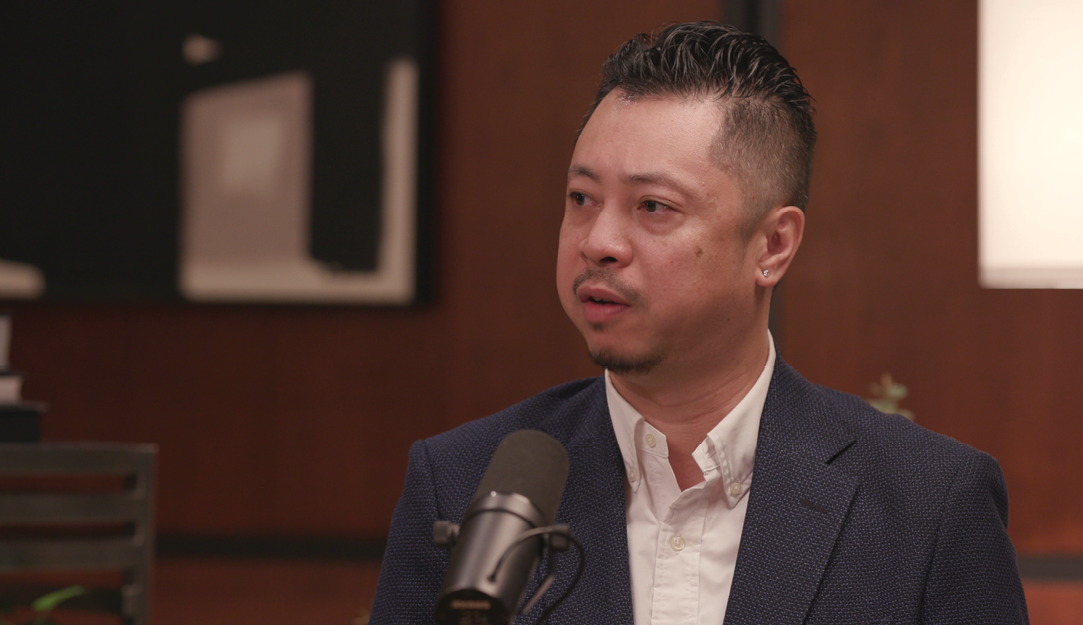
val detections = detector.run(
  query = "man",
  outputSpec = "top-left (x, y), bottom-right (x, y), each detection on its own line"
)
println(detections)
top-left (371, 22), bottom-right (1028, 624)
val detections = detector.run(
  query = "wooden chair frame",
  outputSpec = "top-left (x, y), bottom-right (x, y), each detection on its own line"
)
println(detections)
top-left (0, 443), bottom-right (157, 624)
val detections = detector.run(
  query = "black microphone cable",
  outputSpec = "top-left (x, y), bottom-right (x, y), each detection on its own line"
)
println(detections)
top-left (488, 524), bottom-right (585, 625)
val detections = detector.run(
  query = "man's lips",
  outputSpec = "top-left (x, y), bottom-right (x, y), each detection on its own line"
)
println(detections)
top-left (577, 285), bottom-right (630, 306)
top-left (577, 285), bottom-right (631, 324)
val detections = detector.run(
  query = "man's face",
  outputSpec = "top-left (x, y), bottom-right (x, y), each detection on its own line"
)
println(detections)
top-left (556, 91), bottom-right (764, 378)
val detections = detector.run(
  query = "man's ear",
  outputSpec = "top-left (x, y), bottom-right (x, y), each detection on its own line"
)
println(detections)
top-left (755, 205), bottom-right (805, 287)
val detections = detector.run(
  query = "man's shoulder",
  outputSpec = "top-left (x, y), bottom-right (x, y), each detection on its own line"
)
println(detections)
top-left (821, 382), bottom-right (991, 468)
top-left (773, 360), bottom-right (999, 483)
top-left (751, 369), bottom-right (1024, 623)
top-left (790, 371), bottom-right (1007, 516)
top-left (404, 377), bottom-right (614, 524)
top-left (421, 376), bottom-right (608, 459)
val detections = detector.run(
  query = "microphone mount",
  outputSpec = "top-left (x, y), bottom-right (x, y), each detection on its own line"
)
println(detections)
top-left (433, 493), bottom-right (584, 624)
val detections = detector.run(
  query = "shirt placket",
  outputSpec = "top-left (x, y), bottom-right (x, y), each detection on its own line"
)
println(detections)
top-left (651, 482), bottom-right (709, 624)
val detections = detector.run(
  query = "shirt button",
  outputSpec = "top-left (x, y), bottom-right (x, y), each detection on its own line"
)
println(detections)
top-left (645, 433), bottom-right (657, 448)
top-left (729, 481), bottom-right (742, 496)
top-left (670, 535), bottom-right (686, 552)
top-left (628, 467), bottom-right (638, 482)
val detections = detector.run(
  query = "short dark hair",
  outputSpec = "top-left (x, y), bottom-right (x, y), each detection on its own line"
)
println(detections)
top-left (581, 21), bottom-right (816, 218)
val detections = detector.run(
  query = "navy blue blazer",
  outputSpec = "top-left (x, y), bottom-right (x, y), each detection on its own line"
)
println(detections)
top-left (370, 358), bottom-right (1029, 624)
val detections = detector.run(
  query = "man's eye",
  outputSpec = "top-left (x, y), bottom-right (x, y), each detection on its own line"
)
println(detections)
top-left (643, 200), bottom-right (668, 213)
top-left (569, 192), bottom-right (588, 206)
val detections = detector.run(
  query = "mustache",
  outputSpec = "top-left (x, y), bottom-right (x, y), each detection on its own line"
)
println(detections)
top-left (571, 268), bottom-right (642, 306)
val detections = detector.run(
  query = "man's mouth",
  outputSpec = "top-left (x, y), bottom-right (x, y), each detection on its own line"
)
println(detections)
top-left (577, 286), bottom-right (630, 307)
top-left (575, 284), bottom-right (634, 325)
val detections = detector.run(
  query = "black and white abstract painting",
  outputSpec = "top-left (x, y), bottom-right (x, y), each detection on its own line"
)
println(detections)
top-left (1, 1), bottom-right (432, 304)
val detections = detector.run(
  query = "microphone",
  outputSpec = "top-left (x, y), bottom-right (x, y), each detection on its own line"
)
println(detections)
top-left (434, 429), bottom-right (570, 625)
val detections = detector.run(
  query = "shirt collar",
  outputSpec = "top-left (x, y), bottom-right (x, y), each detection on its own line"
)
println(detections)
top-left (606, 333), bottom-right (776, 504)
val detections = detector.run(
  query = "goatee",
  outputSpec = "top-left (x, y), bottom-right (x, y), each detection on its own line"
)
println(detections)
top-left (590, 348), bottom-right (663, 376)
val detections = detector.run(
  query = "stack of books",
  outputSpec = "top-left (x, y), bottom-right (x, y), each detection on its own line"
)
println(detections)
top-left (0, 312), bottom-right (43, 442)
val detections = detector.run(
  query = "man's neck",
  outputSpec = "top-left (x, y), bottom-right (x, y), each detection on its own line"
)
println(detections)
top-left (609, 332), bottom-right (771, 489)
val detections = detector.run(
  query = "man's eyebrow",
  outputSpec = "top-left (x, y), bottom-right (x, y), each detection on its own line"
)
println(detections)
top-left (567, 164), bottom-right (600, 182)
top-left (568, 166), bottom-right (694, 198)
top-left (626, 171), bottom-right (695, 198)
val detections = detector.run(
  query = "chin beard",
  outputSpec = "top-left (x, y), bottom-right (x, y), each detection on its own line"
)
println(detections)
top-left (590, 348), bottom-right (664, 376)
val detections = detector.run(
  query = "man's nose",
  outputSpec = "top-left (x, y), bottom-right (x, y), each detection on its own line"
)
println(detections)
top-left (580, 207), bottom-right (631, 267)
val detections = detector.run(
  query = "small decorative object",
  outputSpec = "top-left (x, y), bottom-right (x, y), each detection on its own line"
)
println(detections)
top-left (868, 373), bottom-right (915, 421)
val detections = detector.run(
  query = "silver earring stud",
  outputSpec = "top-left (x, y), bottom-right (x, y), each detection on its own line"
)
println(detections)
top-left (762, 269), bottom-right (770, 278)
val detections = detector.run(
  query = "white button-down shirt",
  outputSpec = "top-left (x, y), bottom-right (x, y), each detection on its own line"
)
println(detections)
top-left (606, 335), bottom-right (775, 625)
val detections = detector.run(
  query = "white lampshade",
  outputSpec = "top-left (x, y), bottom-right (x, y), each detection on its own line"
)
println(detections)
top-left (980, 0), bottom-right (1083, 288)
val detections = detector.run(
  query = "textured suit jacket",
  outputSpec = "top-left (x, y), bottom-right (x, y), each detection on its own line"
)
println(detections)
top-left (369, 358), bottom-right (1029, 624)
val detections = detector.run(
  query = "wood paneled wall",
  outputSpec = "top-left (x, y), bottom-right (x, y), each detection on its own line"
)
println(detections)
top-left (6, 0), bottom-right (1081, 554)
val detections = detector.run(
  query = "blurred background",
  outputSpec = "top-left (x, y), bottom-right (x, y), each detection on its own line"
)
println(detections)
top-left (2, 0), bottom-right (1081, 623)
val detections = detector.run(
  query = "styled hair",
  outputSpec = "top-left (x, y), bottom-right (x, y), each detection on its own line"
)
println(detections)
top-left (581, 21), bottom-right (816, 218)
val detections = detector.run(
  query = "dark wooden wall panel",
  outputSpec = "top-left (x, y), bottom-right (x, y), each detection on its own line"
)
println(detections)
top-left (6, 0), bottom-right (719, 538)
top-left (778, 0), bottom-right (1083, 554)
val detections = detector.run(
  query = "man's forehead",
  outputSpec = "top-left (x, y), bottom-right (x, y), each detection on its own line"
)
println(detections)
top-left (583, 91), bottom-right (728, 147)
top-left (572, 95), bottom-right (734, 182)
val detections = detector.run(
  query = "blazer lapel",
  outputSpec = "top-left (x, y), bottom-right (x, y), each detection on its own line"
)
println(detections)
top-left (724, 361), bottom-right (859, 625)
top-left (528, 380), bottom-right (634, 625)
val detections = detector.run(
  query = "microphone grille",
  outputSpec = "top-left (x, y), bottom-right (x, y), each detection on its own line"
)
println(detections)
top-left (473, 430), bottom-right (569, 525)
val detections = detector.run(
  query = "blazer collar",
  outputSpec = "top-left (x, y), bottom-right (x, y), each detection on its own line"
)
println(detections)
top-left (724, 357), bottom-right (859, 625)
top-left (533, 379), bottom-right (635, 625)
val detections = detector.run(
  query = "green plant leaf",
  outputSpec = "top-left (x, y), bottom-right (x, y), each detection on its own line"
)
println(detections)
top-left (30, 585), bottom-right (86, 613)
